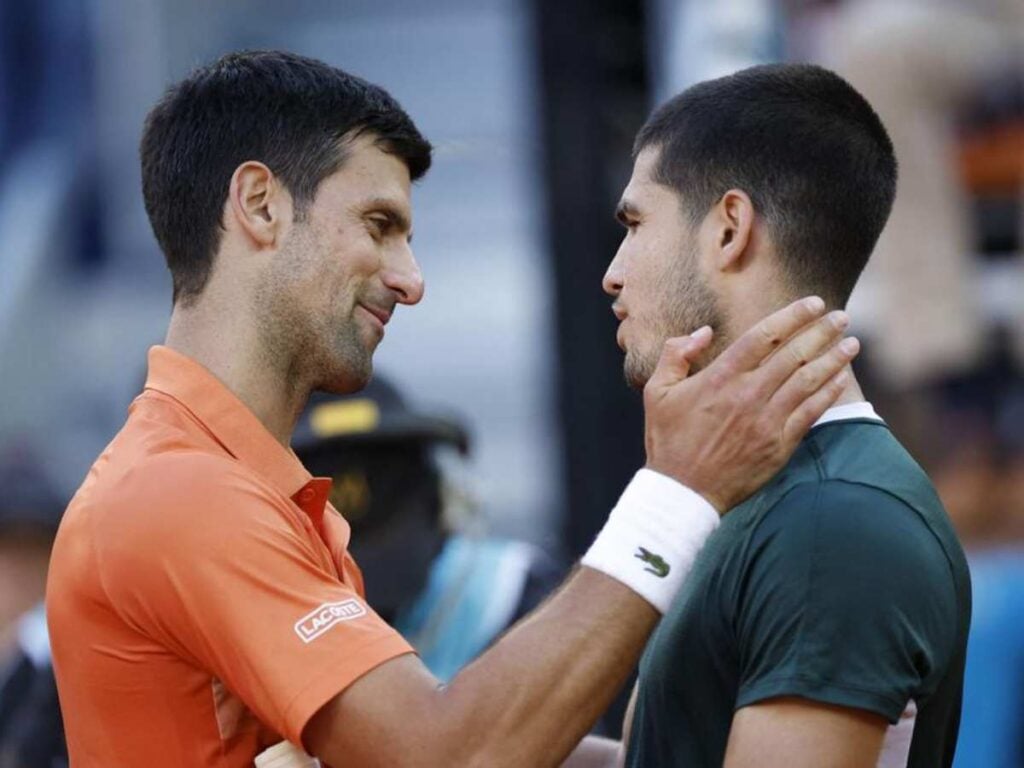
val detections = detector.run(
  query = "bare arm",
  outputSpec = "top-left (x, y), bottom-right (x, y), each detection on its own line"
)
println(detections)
top-left (560, 679), bottom-right (638, 768)
top-left (561, 735), bottom-right (623, 768)
top-left (724, 698), bottom-right (887, 768)
top-left (562, 659), bottom-right (648, 767)
top-left (306, 299), bottom-right (859, 767)
top-left (308, 568), bottom-right (654, 767)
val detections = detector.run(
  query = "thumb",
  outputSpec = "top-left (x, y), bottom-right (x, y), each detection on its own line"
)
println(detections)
top-left (646, 326), bottom-right (713, 393)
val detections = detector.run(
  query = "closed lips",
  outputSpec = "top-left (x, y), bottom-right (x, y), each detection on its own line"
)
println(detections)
top-left (359, 304), bottom-right (391, 326)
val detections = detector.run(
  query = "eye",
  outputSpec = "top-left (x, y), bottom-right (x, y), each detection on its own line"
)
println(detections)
top-left (368, 216), bottom-right (390, 238)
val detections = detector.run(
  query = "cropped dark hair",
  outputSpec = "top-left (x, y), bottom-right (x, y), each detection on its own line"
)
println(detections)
top-left (635, 63), bottom-right (897, 307)
top-left (140, 50), bottom-right (432, 305)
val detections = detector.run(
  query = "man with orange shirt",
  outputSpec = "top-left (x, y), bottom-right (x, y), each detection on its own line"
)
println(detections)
top-left (46, 51), bottom-right (858, 767)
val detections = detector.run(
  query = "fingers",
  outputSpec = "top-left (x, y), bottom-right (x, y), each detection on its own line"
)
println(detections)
top-left (756, 310), bottom-right (850, 397)
top-left (781, 369), bottom-right (851, 446)
top-left (645, 327), bottom-right (714, 394)
top-left (714, 296), bottom-right (826, 374)
top-left (770, 335), bottom-right (861, 425)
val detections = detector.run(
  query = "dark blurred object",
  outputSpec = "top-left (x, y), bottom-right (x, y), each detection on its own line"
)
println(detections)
top-left (0, 444), bottom-right (67, 768)
top-left (0, 0), bottom-right (102, 272)
top-left (294, 377), bottom-right (470, 457)
top-left (0, 446), bottom-right (63, 538)
top-left (294, 375), bottom-right (564, 680)
top-left (958, 68), bottom-right (1024, 257)
top-left (0, 608), bottom-right (66, 768)
top-left (533, 0), bottom-right (649, 598)
top-left (0, 444), bottom-right (63, 635)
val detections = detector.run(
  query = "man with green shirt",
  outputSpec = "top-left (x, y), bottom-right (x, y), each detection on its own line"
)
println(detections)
top-left (563, 64), bottom-right (971, 767)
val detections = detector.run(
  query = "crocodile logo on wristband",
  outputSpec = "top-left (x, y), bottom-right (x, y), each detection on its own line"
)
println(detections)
top-left (635, 547), bottom-right (670, 578)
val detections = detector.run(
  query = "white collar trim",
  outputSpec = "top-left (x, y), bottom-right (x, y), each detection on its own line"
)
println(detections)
top-left (813, 401), bottom-right (883, 427)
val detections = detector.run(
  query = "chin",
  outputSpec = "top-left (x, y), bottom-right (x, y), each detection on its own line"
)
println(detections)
top-left (319, 375), bottom-right (369, 396)
top-left (317, 355), bottom-right (373, 395)
top-left (623, 353), bottom-right (654, 391)
top-left (624, 371), bottom-right (648, 391)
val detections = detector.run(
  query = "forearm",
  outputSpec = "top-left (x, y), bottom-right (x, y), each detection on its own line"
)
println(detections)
top-left (311, 567), bottom-right (656, 767)
top-left (435, 567), bottom-right (655, 766)
top-left (561, 735), bottom-right (623, 768)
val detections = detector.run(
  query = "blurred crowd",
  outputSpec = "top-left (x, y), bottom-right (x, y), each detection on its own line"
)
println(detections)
top-left (822, 4), bottom-right (1024, 762)
top-left (1, 0), bottom-right (1022, 766)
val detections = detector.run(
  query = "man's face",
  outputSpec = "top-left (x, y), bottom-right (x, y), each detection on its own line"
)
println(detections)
top-left (255, 134), bottom-right (423, 394)
top-left (603, 146), bottom-right (725, 389)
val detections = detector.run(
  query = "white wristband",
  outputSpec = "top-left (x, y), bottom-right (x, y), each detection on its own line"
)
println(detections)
top-left (581, 469), bottom-right (720, 614)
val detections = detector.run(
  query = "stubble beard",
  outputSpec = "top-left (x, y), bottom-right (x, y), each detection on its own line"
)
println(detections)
top-left (623, 250), bottom-right (727, 390)
top-left (319, 316), bottom-right (372, 394)
top-left (303, 279), bottom-right (377, 395)
top-left (255, 223), bottom-right (374, 399)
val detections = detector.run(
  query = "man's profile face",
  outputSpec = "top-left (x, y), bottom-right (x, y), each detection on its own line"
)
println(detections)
top-left (255, 133), bottom-right (422, 394)
top-left (603, 146), bottom-right (725, 389)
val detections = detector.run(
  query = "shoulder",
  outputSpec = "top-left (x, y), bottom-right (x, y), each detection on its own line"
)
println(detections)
top-left (756, 479), bottom-right (951, 579)
top-left (90, 452), bottom-right (319, 621)
top-left (735, 480), bottom-right (963, 700)
top-left (737, 478), bottom-right (960, 638)
top-left (94, 451), bottom-right (300, 568)
top-left (127, 450), bottom-right (286, 515)
top-left (745, 479), bottom-right (961, 660)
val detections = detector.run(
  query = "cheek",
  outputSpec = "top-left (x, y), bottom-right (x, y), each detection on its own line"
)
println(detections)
top-left (288, 260), bottom-right (351, 329)
top-left (330, 232), bottom-right (381, 283)
top-left (319, 241), bottom-right (371, 293)
top-left (625, 241), bottom-right (670, 308)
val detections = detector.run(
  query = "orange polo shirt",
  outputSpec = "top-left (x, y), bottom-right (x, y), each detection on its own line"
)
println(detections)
top-left (47, 346), bottom-right (414, 767)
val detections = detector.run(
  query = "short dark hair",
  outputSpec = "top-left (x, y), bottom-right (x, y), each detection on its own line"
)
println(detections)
top-left (635, 63), bottom-right (897, 307)
top-left (140, 50), bottom-right (432, 305)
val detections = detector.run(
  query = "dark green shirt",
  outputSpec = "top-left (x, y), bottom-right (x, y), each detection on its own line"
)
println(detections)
top-left (625, 414), bottom-right (971, 767)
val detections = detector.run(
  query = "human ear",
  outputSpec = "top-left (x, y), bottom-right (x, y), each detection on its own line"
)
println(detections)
top-left (225, 161), bottom-right (288, 248)
top-left (710, 189), bottom-right (755, 272)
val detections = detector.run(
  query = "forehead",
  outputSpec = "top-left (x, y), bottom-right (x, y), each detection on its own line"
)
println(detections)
top-left (620, 145), bottom-right (678, 212)
top-left (315, 133), bottom-right (412, 211)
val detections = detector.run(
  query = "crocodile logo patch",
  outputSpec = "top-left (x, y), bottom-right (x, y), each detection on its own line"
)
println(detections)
top-left (634, 547), bottom-right (670, 578)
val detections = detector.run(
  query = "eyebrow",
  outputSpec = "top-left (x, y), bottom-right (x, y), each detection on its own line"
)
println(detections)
top-left (615, 199), bottom-right (640, 226)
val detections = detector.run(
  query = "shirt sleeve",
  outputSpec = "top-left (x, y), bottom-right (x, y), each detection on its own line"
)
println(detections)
top-left (97, 454), bottom-right (414, 745)
top-left (733, 480), bottom-right (959, 723)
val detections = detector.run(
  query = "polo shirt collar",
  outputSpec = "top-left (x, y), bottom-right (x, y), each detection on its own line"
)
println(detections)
top-left (143, 345), bottom-right (313, 498)
top-left (813, 400), bottom-right (883, 427)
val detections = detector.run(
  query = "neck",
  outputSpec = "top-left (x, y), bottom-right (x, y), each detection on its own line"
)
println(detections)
top-left (832, 367), bottom-right (865, 408)
top-left (165, 297), bottom-right (308, 448)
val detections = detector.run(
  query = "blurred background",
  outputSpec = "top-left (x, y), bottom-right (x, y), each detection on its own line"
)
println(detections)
top-left (0, 0), bottom-right (1020, 765)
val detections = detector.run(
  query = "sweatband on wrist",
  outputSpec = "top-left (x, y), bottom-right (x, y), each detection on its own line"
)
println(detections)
top-left (581, 468), bottom-right (720, 614)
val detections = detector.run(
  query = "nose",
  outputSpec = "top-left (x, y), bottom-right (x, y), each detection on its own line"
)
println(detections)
top-left (602, 243), bottom-right (626, 298)
top-left (382, 244), bottom-right (425, 306)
